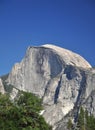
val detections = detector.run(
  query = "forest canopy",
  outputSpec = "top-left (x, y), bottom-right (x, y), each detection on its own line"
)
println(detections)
top-left (0, 91), bottom-right (52, 130)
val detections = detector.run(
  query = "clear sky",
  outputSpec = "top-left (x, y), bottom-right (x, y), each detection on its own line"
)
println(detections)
top-left (0, 0), bottom-right (95, 75)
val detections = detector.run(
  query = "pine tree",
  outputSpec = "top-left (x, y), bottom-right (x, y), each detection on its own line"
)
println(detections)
top-left (77, 107), bottom-right (85, 130)
top-left (77, 107), bottom-right (95, 130)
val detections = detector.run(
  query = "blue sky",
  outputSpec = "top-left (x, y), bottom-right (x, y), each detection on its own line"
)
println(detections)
top-left (0, 0), bottom-right (95, 75)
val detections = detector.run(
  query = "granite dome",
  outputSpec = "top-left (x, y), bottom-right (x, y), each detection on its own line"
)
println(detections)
top-left (6, 44), bottom-right (93, 130)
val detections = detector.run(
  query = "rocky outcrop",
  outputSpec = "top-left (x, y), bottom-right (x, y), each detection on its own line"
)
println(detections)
top-left (83, 68), bottom-right (95, 114)
top-left (55, 68), bottom-right (95, 130)
top-left (7, 44), bottom-right (93, 129)
top-left (0, 78), bottom-right (5, 94)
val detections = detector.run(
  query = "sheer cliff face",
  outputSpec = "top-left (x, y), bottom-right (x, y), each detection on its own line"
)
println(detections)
top-left (7, 44), bottom-right (92, 129)
top-left (55, 68), bottom-right (95, 130)
top-left (0, 78), bottom-right (5, 94)
top-left (83, 69), bottom-right (95, 114)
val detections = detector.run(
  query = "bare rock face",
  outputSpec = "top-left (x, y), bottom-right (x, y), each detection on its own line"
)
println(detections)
top-left (42, 44), bottom-right (91, 68)
top-left (55, 68), bottom-right (95, 130)
top-left (7, 44), bottom-right (92, 129)
top-left (0, 78), bottom-right (5, 94)
top-left (83, 68), bottom-right (95, 115)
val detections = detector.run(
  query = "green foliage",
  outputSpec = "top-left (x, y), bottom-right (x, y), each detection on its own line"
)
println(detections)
top-left (3, 83), bottom-right (14, 93)
top-left (68, 107), bottom-right (95, 130)
top-left (16, 91), bottom-right (43, 113)
top-left (67, 119), bottom-right (73, 130)
top-left (1, 74), bottom-right (14, 93)
top-left (0, 92), bottom-right (52, 130)
top-left (86, 113), bottom-right (95, 130)
top-left (77, 107), bottom-right (95, 130)
top-left (77, 107), bottom-right (85, 130)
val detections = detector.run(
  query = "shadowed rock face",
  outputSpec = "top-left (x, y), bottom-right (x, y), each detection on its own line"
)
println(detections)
top-left (7, 44), bottom-right (94, 129)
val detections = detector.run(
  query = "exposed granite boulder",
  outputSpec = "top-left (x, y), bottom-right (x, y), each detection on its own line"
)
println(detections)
top-left (6, 44), bottom-right (92, 129)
